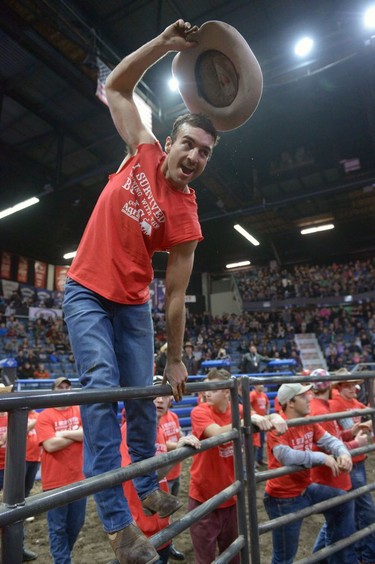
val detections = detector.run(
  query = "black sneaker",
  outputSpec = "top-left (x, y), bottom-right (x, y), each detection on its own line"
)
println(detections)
top-left (22, 548), bottom-right (38, 562)
top-left (169, 544), bottom-right (185, 561)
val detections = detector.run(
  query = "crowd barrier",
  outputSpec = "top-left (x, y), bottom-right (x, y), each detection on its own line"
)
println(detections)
top-left (0, 372), bottom-right (374, 562)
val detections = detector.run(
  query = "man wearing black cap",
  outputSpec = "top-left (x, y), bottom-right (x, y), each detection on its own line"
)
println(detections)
top-left (35, 377), bottom-right (86, 564)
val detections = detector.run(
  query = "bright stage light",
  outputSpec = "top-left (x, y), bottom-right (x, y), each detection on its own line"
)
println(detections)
top-left (364, 5), bottom-right (375, 29)
top-left (63, 251), bottom-right (77, 260)
top-left (226, 260), bottom-right (251, 269)
top-left (301, 223), bottom-right (334, 235)
top-left (234, 224), bottom-right (260, 246)
top-left (294, 36), bottom-right (314, 57)
top-left (0, 197), bottom-right (40, 219)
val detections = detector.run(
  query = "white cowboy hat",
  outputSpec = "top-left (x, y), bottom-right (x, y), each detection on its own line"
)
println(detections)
top-left (172, 21), bottom-right (263, 132)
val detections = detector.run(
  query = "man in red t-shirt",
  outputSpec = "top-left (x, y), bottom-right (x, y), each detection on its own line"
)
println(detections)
top-left (157, 388), bottom-right (186, 561)
top-left (250, 383), bottom-right (270, 465)
top-left (330, 369), bottom-right (375, 563)
top-left (120, 376), bottom-right (201, 563)
top-left (189, 369), bottom-right (286, 564)
top-left (264, 382), bottom-right (356, 564)
top-left (36, 377), bottom-right (86, 564)
top-left (62, 19), bottom-right (219, 564)
top-left (309, 369), bottom-right (370, 557)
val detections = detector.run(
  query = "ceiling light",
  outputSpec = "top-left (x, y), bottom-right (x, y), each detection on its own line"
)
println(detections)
top-left (226, 260), bottom-right (251, 269)
top-left (301, 223), bottom-right (334, 235)
top-left (63, 251), bottom-right (77, 260)
top-left (168, 77), bottom-right (179, 92)
top-left (294, 36), bottom-right (314, 57)
top-left (234, 224), bottom-right (260, 246)
top-left (0, 197), bottom-right (40, 220)
top-left (364, 5), bottom-right (375, 29)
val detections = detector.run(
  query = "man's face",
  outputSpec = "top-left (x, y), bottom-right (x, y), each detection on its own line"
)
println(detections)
top-left (290, 392), bottom-right (310, 417)
top-left (254, 384), bottom-right (264, 392)
top-left (339, 382), bottom-right (358, 401)
top-left (205, 384), bottom-right (229, 408)
top-left (54, 382), bottom-right (71, 392)
top-left (164, 124), bottom-right (214, 190)
top-left (154, 394), bottom-right (172, 419)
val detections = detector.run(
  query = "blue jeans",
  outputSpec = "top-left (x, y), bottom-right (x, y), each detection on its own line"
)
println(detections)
top-left (63, 279), bottom-right (158, 533)
top-left (256, 430), bottom-right (266, 463)
top-left (350, 461), bottom-right (375, 563)
top-left (47, 498), bottom-right (87, 564)
top-left (264, 483), bottom-right (356, 564)
top-left (25, 461), bottom-right (40, 498)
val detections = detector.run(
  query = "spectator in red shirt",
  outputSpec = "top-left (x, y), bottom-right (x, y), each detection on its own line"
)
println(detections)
top-left (250, 383), bottom-right (270, 466)
top-left (119, 376), bottom-right (200, 563)
top-left (189, 368), bottom-right (286, 563)
top-left (330, 369), bottom-right (375, 563)
top-left (36, 377), bottom-right (86, 564)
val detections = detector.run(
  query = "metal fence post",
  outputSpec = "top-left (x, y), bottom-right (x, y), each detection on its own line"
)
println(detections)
top-left (2, 407), bottom-right (28, 564)
top-left (230, 377), bottom-right (250, 564)
top-left (241, 376), bottom-right (261, 564)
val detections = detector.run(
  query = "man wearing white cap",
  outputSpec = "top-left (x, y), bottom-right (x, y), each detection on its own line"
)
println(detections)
top-left (264, 382), bottom-right (356, 564)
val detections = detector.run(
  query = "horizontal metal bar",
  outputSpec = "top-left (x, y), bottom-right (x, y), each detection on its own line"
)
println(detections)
top-left (0, 431), bottom-right (238, 526)
top-left (294, 522), bottom-right (375, 564)
top-left (0, 380), bottom-right (236, 411)
top-left (213, 535), bottom-right (245, 564)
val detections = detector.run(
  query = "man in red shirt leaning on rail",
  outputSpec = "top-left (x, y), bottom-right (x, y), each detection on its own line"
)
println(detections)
top-left (189, 368), bottom-right (287, 564)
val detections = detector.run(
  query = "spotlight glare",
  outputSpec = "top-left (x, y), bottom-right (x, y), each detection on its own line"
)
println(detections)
top-left (294, 36), bottom-right (314, 57)
top-left (63, 251), bottom-right (77, 260)
top-left (364, 6), bottom-right (375, 29)
top-left (168, 77), bottom-right (179, 92)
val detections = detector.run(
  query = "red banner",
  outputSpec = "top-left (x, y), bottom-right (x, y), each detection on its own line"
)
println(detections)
top-left (54, 266), bottom-right (69, 292)
top-left (17, 256), bottom-right (28, 284)
top-left (0, 252), bottom-right (12, 280)
top-left (34, 260), bottom-right (47, 288)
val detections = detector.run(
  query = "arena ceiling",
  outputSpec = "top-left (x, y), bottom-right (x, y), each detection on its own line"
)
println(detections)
top-left (1, 0), bottom-right (375, 275)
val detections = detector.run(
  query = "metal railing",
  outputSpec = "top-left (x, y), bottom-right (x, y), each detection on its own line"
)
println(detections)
top-left (0, 371), bottom-right (374, 562)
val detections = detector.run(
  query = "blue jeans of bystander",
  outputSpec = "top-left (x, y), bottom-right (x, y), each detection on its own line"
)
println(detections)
top-left (47, 498), bottom-right (87, 564)
top-left (264, 483), bottom-right (357, 564)
top-left (63, 279), bottom-right (158, 533)
top-left (350, 460), bottom-right (375, 563)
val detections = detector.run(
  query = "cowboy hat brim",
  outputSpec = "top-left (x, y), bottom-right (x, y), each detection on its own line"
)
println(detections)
top-left (172, 21), bottom-right (263, 132)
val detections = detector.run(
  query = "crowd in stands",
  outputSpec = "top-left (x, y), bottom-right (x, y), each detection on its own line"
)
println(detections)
top-left (234, 258), bottom-right (375, 302)
top-left (0, 258), bottom-right (374, 383)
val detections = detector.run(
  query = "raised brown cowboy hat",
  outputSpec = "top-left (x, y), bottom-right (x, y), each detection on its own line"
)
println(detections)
top-left (172, 21), bottom-right (263, 131)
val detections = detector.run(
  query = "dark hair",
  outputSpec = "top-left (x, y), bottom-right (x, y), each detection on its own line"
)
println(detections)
top-left (170, 113), bottom-right (219, 146)
top-left (207, 368), bottom-right (231, 381)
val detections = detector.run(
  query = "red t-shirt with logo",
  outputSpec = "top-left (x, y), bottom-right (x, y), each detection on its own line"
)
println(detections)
top-left (68, 142), bottom-right (203, 304)
top-left (250, 390), bottom-right (269, 416)
top-left (120, 423), bottom-right (170, 547)
top-left (189, 402), bottom-right (243, 508)
top-left (36, 406), bottom-right (84, 490)
top-left (309, 397), bottom-right (351, 490)
top-left (159, 410), bottom-right (182, 481)
top-left (330, 394), bottom-right (367, 463)
top-left (266, 421), bottom-right (326, 498)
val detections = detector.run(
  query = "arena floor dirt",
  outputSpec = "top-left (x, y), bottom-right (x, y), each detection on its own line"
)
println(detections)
top-left (20, 453), bottom-right (375, 563)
